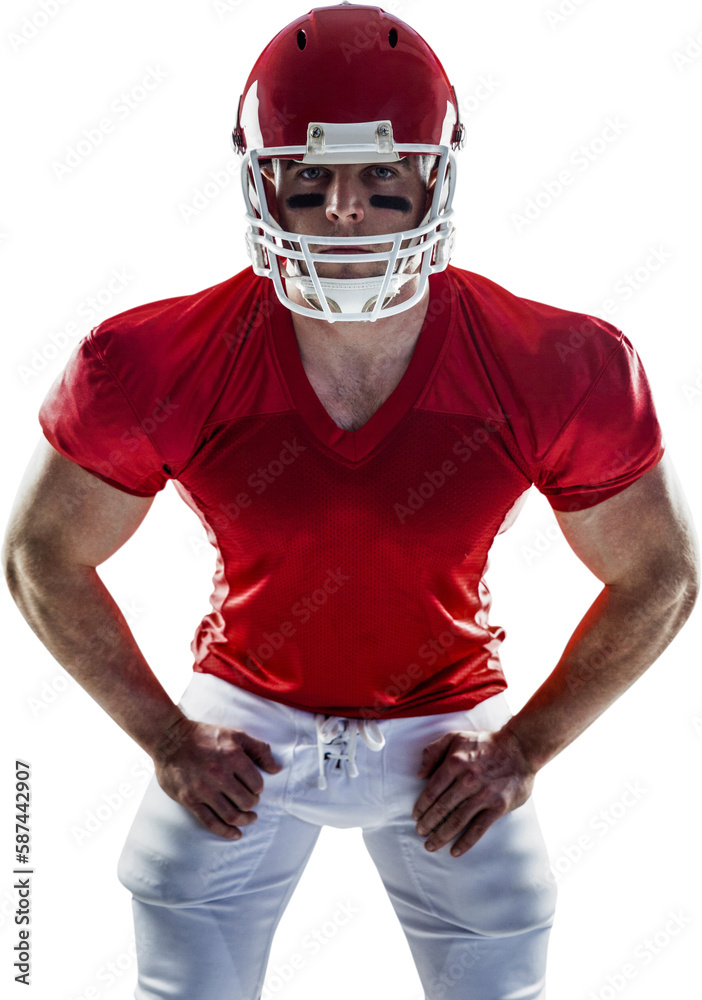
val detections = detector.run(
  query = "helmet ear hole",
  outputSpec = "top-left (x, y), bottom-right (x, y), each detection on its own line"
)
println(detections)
top-left (388, 28), bottom-right (398, 47)
top-left (297, 29), bottom-right (306, 50)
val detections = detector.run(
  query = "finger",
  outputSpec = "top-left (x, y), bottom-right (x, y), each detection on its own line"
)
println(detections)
top-left (416, 732), bottom-right (454, 779)
top-left (424, 802), bottom-right (487, 853)
top-left (447, 809), bottom-right (501, 857)
top-left (239, 733), bottom-right (283, 774)
top-left (417, 778), bottom-right (485, 837)
top-left (188, 802), bottom-right (244, 841)
top-left (219, 772), bottom-right (262, 812)
top-left (413, 756), bottom-right (483, 823)
top-left (214, 793), bottom-right (258, 827)
top-left (412, 765), bottom-right (459, 823)
top-left (228, 747), bottom-right (269, 796)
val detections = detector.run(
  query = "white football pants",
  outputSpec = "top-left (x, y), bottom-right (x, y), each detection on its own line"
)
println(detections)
top-left (117, 673), bottom-right (557, 999)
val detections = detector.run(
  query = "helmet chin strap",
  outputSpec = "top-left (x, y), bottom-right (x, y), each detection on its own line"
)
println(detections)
top-left (286, 270), bottom-right (416, 315)
top-left (263, 196), bottom-right (432, 318)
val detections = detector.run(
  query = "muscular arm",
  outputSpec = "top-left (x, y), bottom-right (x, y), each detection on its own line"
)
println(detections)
top-left (4, 438), bottom-right (184, 752)
top-left (4, 439), bottom-right (280, 838)
top-left (413, 452), bottom-right (699, 855)
top-left (501, 450), bottom-right (699, 770)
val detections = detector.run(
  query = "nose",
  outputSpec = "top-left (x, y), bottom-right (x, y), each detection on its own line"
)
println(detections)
top-left (325, 173), bottom-right (365, 224)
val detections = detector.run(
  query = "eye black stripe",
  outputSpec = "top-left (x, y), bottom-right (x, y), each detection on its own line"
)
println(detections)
top-left (284, 193), bottom-right (413, 213)
top-left (369, 194), bottom-right (412, 213)
top-left (285, 193), bottom-right (325, 209)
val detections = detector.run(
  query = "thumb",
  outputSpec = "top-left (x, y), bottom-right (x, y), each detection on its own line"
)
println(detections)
top-left (240, 733), bottom-right (283, 773)
top-left (417, 732), bottom-right (453, 778)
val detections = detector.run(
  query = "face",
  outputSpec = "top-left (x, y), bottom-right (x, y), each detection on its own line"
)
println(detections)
top-left (260, 157), bottom-right (437, 281)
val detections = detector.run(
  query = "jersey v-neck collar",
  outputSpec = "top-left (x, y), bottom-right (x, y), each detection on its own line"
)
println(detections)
top-left (265, 269), bottom-right (453, 464)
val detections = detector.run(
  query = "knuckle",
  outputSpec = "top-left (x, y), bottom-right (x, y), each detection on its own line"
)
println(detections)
top-left (457, 772), bottom-right (479, 793)
top-left (444, 809), bottom-right (464, 833)
top-left (451, 749), bottom-right (472, 769)
top-left (233, 793), bottom-right (250, 812)
top-left (432, 801), bottom-right (453, 824)
top-left (180, 789), bottom-right (198, 810)
top-left (472, 789), bottom-right (493, 811)
top-left (235, 767), bottom-right (261, 796)
top-left (473, 818), bottom-right (491, 839)
top-left (191, 805), bottom-right (214, 830)
top-left (192, 777), bottom-right (212, 799)
top-left (213, 820), bottom-right (237, 840)
top-left (226, 813), bottom-right (247, 830)
top-left (248, 776), bottom-right (264, 796)
top-left (217, 798), bottom-right (239, 822)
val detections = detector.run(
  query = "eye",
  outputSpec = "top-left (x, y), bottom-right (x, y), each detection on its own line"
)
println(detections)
top-left (370, 166), bottom-right (395, 179)
top-left (298, 167), bottom-right (325, 180)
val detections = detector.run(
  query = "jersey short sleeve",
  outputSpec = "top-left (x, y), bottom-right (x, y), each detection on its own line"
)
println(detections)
top-left (535, 332), bottom-right (664, 512)
top-left (39, 333), bottom-right (171, 497)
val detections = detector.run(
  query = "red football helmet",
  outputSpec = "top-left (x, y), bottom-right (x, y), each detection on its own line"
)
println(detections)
top-left (232, 3), bottom-right (464, 322)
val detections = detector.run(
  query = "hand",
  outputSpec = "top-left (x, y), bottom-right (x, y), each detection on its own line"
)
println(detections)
top-left (412, 727), bottom-right (535, 857)
top-left (152, 717), bottom-right (283, 840)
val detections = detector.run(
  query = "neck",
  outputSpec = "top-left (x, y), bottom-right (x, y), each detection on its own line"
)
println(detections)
top-left (289, 279), bottom-right (430, 371)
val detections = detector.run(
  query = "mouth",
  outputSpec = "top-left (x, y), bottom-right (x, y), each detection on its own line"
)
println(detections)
top-left (319, 246), bottom-right (373, 254)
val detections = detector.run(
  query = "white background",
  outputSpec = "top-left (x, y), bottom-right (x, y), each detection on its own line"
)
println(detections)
top-left (2, 1), bottom-right (702, 998)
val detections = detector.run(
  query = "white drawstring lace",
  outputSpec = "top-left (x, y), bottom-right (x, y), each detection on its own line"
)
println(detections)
top-left (314, 714), bottom-right (386, 790)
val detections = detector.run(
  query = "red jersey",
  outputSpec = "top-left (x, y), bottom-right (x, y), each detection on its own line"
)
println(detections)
top-left (39, 265), bottom-right (664, 719)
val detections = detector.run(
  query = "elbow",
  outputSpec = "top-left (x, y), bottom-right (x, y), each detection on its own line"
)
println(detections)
top-left (668, 571), bottom-right (699, 641)
top-left (2, 530), bottom-right (21, 597)
top-left (678, 527), bottom-right (701, 617)
top-left (679, 564), bottom-right (700, 618)
top-left (648, 557), bottom-right (700, 628)
top-left (3, 533), bottom-right (32, 603)
top-left (2, 531), bottom-right (53, 602)
top-left (610, 550), bottom-right (700, 627)
top-left (648, 522), bottom-right (700, 613)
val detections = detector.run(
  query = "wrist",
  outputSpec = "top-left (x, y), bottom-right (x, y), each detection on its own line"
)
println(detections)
top-left (497, 720), bottom-right (546, 777)
top-left (149, 711), bottom-right (195, 763)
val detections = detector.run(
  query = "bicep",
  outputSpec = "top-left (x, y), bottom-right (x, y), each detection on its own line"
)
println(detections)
top-left (552, 452), bottom-right (699, 591)
top-left (4, 437), bottom-right (155, 568)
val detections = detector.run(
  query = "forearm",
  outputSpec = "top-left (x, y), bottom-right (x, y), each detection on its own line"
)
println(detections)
top-left (501, 573), bottom-right (697, 773)
top-left (6, 545), bottom-right (188, 758)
